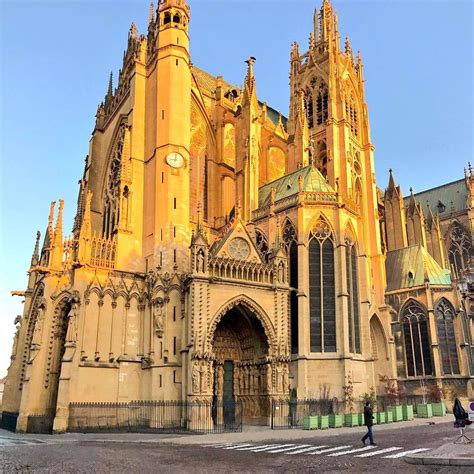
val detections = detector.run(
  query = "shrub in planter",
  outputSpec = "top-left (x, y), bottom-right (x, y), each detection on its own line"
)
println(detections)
top-left (328, 414), bottom-right (343, 428)
top-left (388, 405), bottom-right (403, 421)
top-left (402, 404), bottom-right (414, 420)
top-left (376, 411), bottom-right (386, 424)
top-left (432, 402), bottom-right (446, 417)
top-left (417, 403), bottom-right (433, 418)
top-left (319, 415), bottom-right (329, 429)
top-left (303, 415), bottom-right (319, 430)
top-left (344, 413), bottom-right (359, 427)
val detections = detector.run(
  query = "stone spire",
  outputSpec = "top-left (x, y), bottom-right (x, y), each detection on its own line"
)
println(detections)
top-left (345, 37), bottom-right (354, 64)
top-left (406, 188), bottom-right (427, 248)
top-left (30, 231), bottom-right (41, 267)
top-left (242, 56), bottom-right (257, 108)
top-left (384, 170), bottom-right (408, 251)
top-left (149, 1), bottom-right (155, 24)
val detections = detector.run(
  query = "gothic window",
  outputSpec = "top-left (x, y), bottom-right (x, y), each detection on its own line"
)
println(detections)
top-left (255, 229), bottom-right (269, 263)
top-left (164, 12), bottom-right (171, 25)
top-left (346, 94), bottom-right (358, 137)
top-left (102, 125), bottom-right (125, 238)
top-left (346, 238), bottom-right (360, 353)
top-left (435, 298), bottom-right (460, 375)
top-left (283, 219), bottom-right (299, 353)
top-left (309, 219), bottom-right (336, 352)
top-left (173, 13), bottom-right (181, 24)
top-left (305, 92), bottom-right (314, 129)
top-left (447, 223), bottom-right (471, 276)
top-left (402, 300), bottom-right (433, 377)
top-left (316, 83), bottom-right (328, 125)
top-left (315, 140), bottom-right (328, 177)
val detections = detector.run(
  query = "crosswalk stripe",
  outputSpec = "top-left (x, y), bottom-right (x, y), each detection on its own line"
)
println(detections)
top-left (250, 444), bottom-right (295, 452)
top-left (223, 443), bottom-right (253, 450)
top-left (266, 444), bottom-right (311, 454)
top-left (355, 447), bottom-right (403, 457)
top-left (287, 445), bottom-right (329, 455)
top-left (235, 444), bottom-right (275, 451)
top-left (202, 442), bottom-right (234, 448)
top-left (309, 445), bottom-right (352, 455)
top-left (327, 445), bottom-right (375, 457)
top-left (383, 448), bottom-right (430, 459)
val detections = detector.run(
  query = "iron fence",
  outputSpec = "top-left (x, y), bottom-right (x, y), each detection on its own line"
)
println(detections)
top-left (69, 399), bottom-right (242, 434)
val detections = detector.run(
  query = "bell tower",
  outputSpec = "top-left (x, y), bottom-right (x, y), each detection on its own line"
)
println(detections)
top-left (153, 0), bottom-right (191, 270)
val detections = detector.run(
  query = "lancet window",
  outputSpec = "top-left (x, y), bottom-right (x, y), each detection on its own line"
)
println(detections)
top-left (402, 301), bottom-right (433, 377)
top-left (315, 83), bottom-right (328, 126)
top-left (255, 228), bottom-right (269, 263)
top-left (309, 219), bottom-right (336, 352)
top-left (282, 219), bottom-right (299, 354)
top-left (345, 238), bottom-right (360, 353)
top-left (315, 140), bottom-right (328, 177)
top-left (435, 298), bottom-right (460, 375)
top-left (305, 92), bottom-right (314, 129)
top-left (345, 94), bottom-right (358, 137)
top-left (102, 125), bottom-right (125, 238)
top-left (447, 223), bottom-right (471, 277)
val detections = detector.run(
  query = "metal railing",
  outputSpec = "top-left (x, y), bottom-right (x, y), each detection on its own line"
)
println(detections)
top-left (68, 400), bottom-right (242, 434)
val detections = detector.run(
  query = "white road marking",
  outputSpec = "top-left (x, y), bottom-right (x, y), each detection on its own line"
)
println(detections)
top-left (327, 445), bottom-right (375, 456)
top-left (266, 444), bottom-right (311, 453)
top-left (383, 448), bottom-right (430, 458)
top-left (202, 442), bottom-right (234, 448)
top-left (287, 445), bottom-right (329, 455)
top-left (355, 447), bottom-right (403, 457)
top-left (309, 445), bottom-right (352, 455)
top-left (222, 443), bottom-right (253, 450)
top-left (235, 444), bottom-right (276, 451)
top-left (250, 443), bottom-right (295, 452)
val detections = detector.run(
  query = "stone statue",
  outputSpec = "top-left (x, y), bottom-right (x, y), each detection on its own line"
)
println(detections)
top-left (153, 298), bottom-right (164, 337)
top-left (266, 365), bottom-right (273, 393)
top-left (31, 303), bottom-right (45, 348)
top-left (66, 302), bottom-right (79, 344)
top-left (216, 365), bottom-right (224, 396)
top-left (278, 262), bottom-right (284, 283)
top-left (11, 323), bottom-right (20, 360)
top-left (197, 250), bottom-right (205, 273)
top-left (276, 364), bottom-right (283, 393)
top-left (283, 364), bottom-right (289, 393)
top-left (192, 365), bottom-right (199, 393)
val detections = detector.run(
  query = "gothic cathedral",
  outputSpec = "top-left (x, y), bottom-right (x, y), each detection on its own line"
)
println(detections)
top-left (3, 0), bottom-right (473, 432)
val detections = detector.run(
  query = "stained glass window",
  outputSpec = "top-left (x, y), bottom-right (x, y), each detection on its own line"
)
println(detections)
top-left (435, 298), bottom-right (460, 375)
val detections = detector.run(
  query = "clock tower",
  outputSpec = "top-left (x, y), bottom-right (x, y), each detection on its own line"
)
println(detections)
top-left (148, 0), bottom-right (191, 270)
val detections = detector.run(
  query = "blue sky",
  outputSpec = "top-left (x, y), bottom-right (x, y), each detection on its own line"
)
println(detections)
top-left (0, 0), bottom-right (472, 377)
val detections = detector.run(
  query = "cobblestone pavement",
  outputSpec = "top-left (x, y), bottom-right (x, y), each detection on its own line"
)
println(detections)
top-left (0, 422), bottom-right (471, 473)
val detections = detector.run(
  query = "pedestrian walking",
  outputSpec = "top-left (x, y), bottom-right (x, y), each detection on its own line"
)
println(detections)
top-left (361, 401), bottom-right (376, 446)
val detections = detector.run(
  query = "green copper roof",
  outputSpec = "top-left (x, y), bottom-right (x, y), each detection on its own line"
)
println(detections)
top-left (259, 165), bottom-right (335, 207)
top-left (403, 179), bottom-right (467, 218)
top-left (385, 244), bottom-right (451, 292)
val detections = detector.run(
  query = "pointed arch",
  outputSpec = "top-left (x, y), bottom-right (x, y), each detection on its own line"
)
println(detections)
top-left (400, 299), bottom-right (433, 377)
top-left (307, 213), bottom-right (335, 244)
top-left (370, 314), bottom-right (389, 360)
top-left (207, 295), bottom-right (276, 355)
top-left (445, 221), bottom-right (471, 277)
top-left (434, 297), bottom-right (460, 375)
top-left (345, 228), bottom-right (360, 354)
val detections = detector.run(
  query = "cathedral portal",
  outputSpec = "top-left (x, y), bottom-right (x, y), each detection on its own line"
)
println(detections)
top-left (211, 303), bottom-right (273, 425)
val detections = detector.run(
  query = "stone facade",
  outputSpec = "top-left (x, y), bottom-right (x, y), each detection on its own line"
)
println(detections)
top-left (2, 0), bottom-right (473, 432)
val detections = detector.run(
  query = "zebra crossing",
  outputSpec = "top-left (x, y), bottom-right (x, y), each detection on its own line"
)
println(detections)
top-left (200, 441), bottom-right (430, 460)
top-left (0, 436), bottom-right (52, 448)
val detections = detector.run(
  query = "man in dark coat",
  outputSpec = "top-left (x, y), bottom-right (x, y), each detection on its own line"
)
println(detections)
top-left (361, 401), bottom-right (376, 446)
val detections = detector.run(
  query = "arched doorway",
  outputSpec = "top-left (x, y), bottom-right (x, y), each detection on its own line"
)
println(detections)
top-left (370, 315), bottom-right (391, 390)
top-left (211, 303), bottom-right (272, 425)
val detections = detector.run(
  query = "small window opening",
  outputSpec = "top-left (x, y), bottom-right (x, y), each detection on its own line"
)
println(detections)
top-left (161, 109), bottom-right (165, 120)
top-left (173, 249), bottom-right (176, 263)
top-left (159, 374), bottom-right (162, 387)
top-left (161, 172), bottom-right (164, 183)
top-left (173, 370), bottom-right (177, 383)
top-left (176, 59), bottom-right (178, 66)
top-left (164, 13), bottom-right (171, 25)
top-left (173, 13), bottom-right (181, 24)
top-left (173, 197), bottom-right (177, 209)
top-left (160, 251), bottom-right (163, 266)
top-left (173, 337), bottom-right (177, 355)
top-left (173, 306), bottom-right (176, 322)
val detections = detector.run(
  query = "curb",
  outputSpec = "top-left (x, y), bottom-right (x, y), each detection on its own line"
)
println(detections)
top-left (405, 455), bottom-right (474, 467)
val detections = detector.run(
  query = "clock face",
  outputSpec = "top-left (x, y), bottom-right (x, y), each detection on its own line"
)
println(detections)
top-left (228, 237), bottom-right (250, 260)
top-left (166, 152), bottom-right (184, 169)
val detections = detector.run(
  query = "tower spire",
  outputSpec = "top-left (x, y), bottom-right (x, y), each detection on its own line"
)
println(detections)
top-left (149, 1), bottom-right (155, 25)
top-left (242, 56), bottom-right (257, 107)
top-left (31, 231), bottom-right (41, 267)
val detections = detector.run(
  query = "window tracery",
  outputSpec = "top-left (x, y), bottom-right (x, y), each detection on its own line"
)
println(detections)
top-left (447, 223), bottom-right (471, 276)
top-left (304, 78), bottom-right (328, 129)
top-left (102, 125), bottom-right (125, 238)
top-left (282, 219), bottom-right (299, 354)
top-left (255, 229), bottom-right (269, 263)
top-left (402, 300), bottom-right (433, 377)
top-left (309, 218), bottom-right (336, 352)
top-left (345, 237), bottom-right (360, 354)
top-left (345, 93), bottom-right (358, 137)
top-left (435, 298), bottom-right (460, 375)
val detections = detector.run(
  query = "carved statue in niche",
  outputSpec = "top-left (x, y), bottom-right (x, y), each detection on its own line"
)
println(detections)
top-left (266, 365), bottom-right (273, 393)
top-left (276, 364), bottom-right (283, 393)
top-left (216, 364), bottom-right (224, 396)
top-left (199, 363), bottom-right (208, 394)
top-left (153, 297), bottom-right (164, 337)
top-left (277, 261), bottom-right (285, 283)
top-left (11, 316), bottom-right (21, 360)
top-left (192, 365), bottom-right (200, 393)
top-left (282, 364), bottom-right (289, 394)
top-left (196, 249), bottom-right (205, 273)
top-left (31, 298), bottom-right (46, 348)
top-left (65, 301), bottom-right (79, 345)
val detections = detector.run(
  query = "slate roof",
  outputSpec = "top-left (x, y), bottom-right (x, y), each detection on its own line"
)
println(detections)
top-left (385, 244), bottom-right (451, 292)
top-left (259, 165), bottom-right (335, 207)
top-left (192, 66), bottom-right (288, 128)
top-left (403, 179), bottom-right (467, 218)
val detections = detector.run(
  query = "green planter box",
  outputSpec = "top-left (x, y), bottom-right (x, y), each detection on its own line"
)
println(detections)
top-left (303, 415), bottom-right (319, 430)
top-left (387, 405), bottom-right (403, 422)
top-left (432, 402), bottom-right (446, 417)
top-left (319, 415), bottom-right (329, 429)
top-left (417, 403), bottom-right (433, 418)
top-left (385, 409), bottom-right (393, 423)
top-left (344, 413), bottom-right (359, 427)
top-left (328, 414), bottom-right (343, 428)
top-left (402, 404), bottom-right (414, 421)
top-left (376, 411), bottom-right (386, 424)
